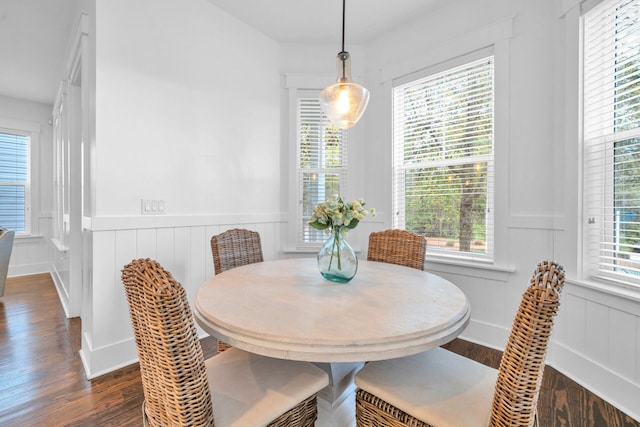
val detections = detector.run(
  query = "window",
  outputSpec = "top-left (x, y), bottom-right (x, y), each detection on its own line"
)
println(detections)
top-left (0, 130), bottom-right (30, 234)
top-left (583, 0), bottom-right (640, 285)
top-left (392, 56), bottom-right (494, 260)
top-left (296, 90), bottom-right (348, 246)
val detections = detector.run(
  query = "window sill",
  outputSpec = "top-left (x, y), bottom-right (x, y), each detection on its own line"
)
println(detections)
top-left (283, 246), bottom-right (363, 254)
top-left (284, 248), bottom-right (511, 280)
top-left (283, 247), bottom-right (320, 254)
top-left (14, 234), bottom-right (44, 243)
top-left (50, 238), bottom-right (69, 252)
top-left (567, 276), bottom-right (640, 306)
top-left (425, 255), bottom-right (515, 282)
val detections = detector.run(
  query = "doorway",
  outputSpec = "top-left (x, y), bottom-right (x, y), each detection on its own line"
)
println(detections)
top-left (50, 13), bottom-right (87, 319)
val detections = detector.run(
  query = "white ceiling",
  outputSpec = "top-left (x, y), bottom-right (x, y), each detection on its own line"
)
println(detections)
top-left (206, 0), bottom-right (440, 44)
top-left (0, 0), bottom-right (438, 105)
top-left (0, 0), bottom-right (79, 105)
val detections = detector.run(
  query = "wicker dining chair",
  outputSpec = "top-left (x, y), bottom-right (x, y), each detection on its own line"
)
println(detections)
top-left (355, 260), bottom-right (565, 427)
top-left (367, 229), bottom-right (427, 271)
top-left (122, 258), bottom-right (329, 427)
top-left (210, 228), bottom-right (264, 352)
top-left (211, 228), bottom-right (264, 275)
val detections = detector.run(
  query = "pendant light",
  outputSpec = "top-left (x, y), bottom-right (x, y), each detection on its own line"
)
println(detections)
top-left (319, 0), bottom-right (369, 129)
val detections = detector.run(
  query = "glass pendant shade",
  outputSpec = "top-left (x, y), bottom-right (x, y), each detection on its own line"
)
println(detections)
top-left (320, 51), bottom-right (370, 129)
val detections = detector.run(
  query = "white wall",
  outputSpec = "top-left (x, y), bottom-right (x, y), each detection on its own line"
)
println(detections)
top-left (361, 0), bottom-right (640, 420)
top-left (0, 95), bottom-right (52, 276)
top-left (94, 0), bottom-right (282, 217)
top-left (79, 0), bottom-right (288, 377)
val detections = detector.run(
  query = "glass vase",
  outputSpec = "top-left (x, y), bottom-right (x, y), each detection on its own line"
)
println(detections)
top-left (317, 227), bottom-right (358, 283)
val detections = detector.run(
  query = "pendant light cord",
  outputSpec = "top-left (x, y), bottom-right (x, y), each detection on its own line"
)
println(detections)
top-left (340, 0), bottom-right (346, 79)
top-left (341, 0), bottom-right (346, 53)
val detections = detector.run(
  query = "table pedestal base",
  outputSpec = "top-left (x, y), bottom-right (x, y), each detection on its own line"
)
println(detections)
top-left (313, 362), bottom-right (364, 427)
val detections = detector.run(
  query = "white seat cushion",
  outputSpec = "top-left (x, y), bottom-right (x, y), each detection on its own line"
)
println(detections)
top-left (206, 348), bottom-right (329, 427)
top-left (355, 347), bottom-right (498, 427)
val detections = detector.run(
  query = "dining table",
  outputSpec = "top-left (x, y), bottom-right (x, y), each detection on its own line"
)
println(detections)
top-left (194, 257), bottom-right (470, 427)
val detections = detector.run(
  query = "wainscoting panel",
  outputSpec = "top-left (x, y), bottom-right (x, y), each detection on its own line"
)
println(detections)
top-left (426, 226), bottom-right (640, 420)
top-left (91, 230), bottom-right (117, 350)
top-left (9, 236), bottom-right (49, 276)
top-left (113, 229), bottom-right (137, 344)
top-left (549, 281), bottom-right (640, 421)
top-left (79, 215), bottom-right (288, 379)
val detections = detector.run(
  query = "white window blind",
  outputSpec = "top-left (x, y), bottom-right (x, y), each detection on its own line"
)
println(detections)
top-left (393, 56), bottom-right (494, 260)
top-left (0, 131), bottom-right (30, 233)
top-left (297, 95), bottom-right (348, 245)
top-left (583, 0), bottom-right (640, 284)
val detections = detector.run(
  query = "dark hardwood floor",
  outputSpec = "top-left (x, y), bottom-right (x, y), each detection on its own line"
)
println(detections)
top-left (0, 273), bottom-right (638, 426)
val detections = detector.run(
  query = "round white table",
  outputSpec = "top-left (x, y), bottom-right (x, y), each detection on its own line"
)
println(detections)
top-left (194, 258), bottom-right (470, 363)
top-left (194, 258), bottom-right (470, 427)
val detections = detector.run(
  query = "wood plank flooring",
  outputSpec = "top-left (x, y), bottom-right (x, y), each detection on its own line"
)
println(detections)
top-left (1, 273), bottom-right (638, 426)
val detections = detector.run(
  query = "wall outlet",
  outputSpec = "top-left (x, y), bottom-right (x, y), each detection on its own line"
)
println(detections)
top-left (141, 199), bottom-right (165, 215)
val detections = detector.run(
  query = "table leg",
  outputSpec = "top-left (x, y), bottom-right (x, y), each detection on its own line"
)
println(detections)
top-left (313, 362), bottom-right (364, 427)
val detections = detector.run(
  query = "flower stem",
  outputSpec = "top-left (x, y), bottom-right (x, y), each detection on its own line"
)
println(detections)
top-left (328, 228), bottom-right (342, 271)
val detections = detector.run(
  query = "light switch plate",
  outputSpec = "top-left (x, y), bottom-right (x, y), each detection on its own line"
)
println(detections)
top-left (141, 199), bottom-right (165, 215)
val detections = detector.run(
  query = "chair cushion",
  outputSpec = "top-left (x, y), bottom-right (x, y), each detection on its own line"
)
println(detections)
top-left (206, 348), bottom-right (329, 427)
top-left (355, 347), bottom-right (497, 427)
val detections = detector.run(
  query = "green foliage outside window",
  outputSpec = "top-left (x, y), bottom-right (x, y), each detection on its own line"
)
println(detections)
top-left (395, 58), bottom-right (494, 255)
top-left (298, 101), bottom-right (346, 244)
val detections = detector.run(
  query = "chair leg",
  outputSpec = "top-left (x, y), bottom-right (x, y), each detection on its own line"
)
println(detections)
top-left (142, 401), bottom-right (149, 427)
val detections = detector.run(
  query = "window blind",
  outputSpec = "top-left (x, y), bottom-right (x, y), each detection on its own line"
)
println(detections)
top-left (297, 95), bottom-right (348, 245)
top-left (0, 131), bottom-right (30, 233)
top-left (392, 56), bottom-right (494, 259)
top-left (583, 0), bottom-right (640, 283)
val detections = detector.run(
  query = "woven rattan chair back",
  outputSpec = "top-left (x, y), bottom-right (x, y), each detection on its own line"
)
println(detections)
top-left (490, 260), bottom-right (565, 427)
top-left (367, 229), bottom-right (427, 271)
top-left (211, 228), bottom-right (264, 275)
top-left (211, 228), bottom-right (264, 352)
top-left (122, 258), bottom-right (214, 427)
top-left (210, 228), bottom-right (264, 352)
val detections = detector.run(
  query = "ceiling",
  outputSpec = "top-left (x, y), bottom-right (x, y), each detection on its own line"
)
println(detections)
top-left (0, 0), bottom-right (438, 106)
top-left (206, 0), bottom-right (440, 44)
top-left (0, 0), bottom-right (79, 105)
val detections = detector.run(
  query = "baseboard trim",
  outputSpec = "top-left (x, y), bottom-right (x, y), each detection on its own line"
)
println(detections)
top-left (8, 262), bottom-right (49, 277)
top-left (80, 334), bottom-right (138, 379)
top-left (50, 267), bottom-right (72, 318)
top-left (458, 318), bottom-right (509, 351)
top-left (77, 312), bottom-right (640, 421)
top-left (548, 342), bottom-right (640, 422)
top-left (461, 319), bottom-right (640, 422)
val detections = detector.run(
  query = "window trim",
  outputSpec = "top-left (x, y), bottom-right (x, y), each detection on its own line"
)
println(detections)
top-left (581, 0), bottom-right (640, 289)
top-left (373, 14), bottom-right (513, 270)
top-left (391, 49), bottom-right (496, 263)
top-left (295, 90), bottom-right (348, 247)
top-left (0, 118), bottom-right (40, 237)
top-left (284, 73), bottom-right (352, 252)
